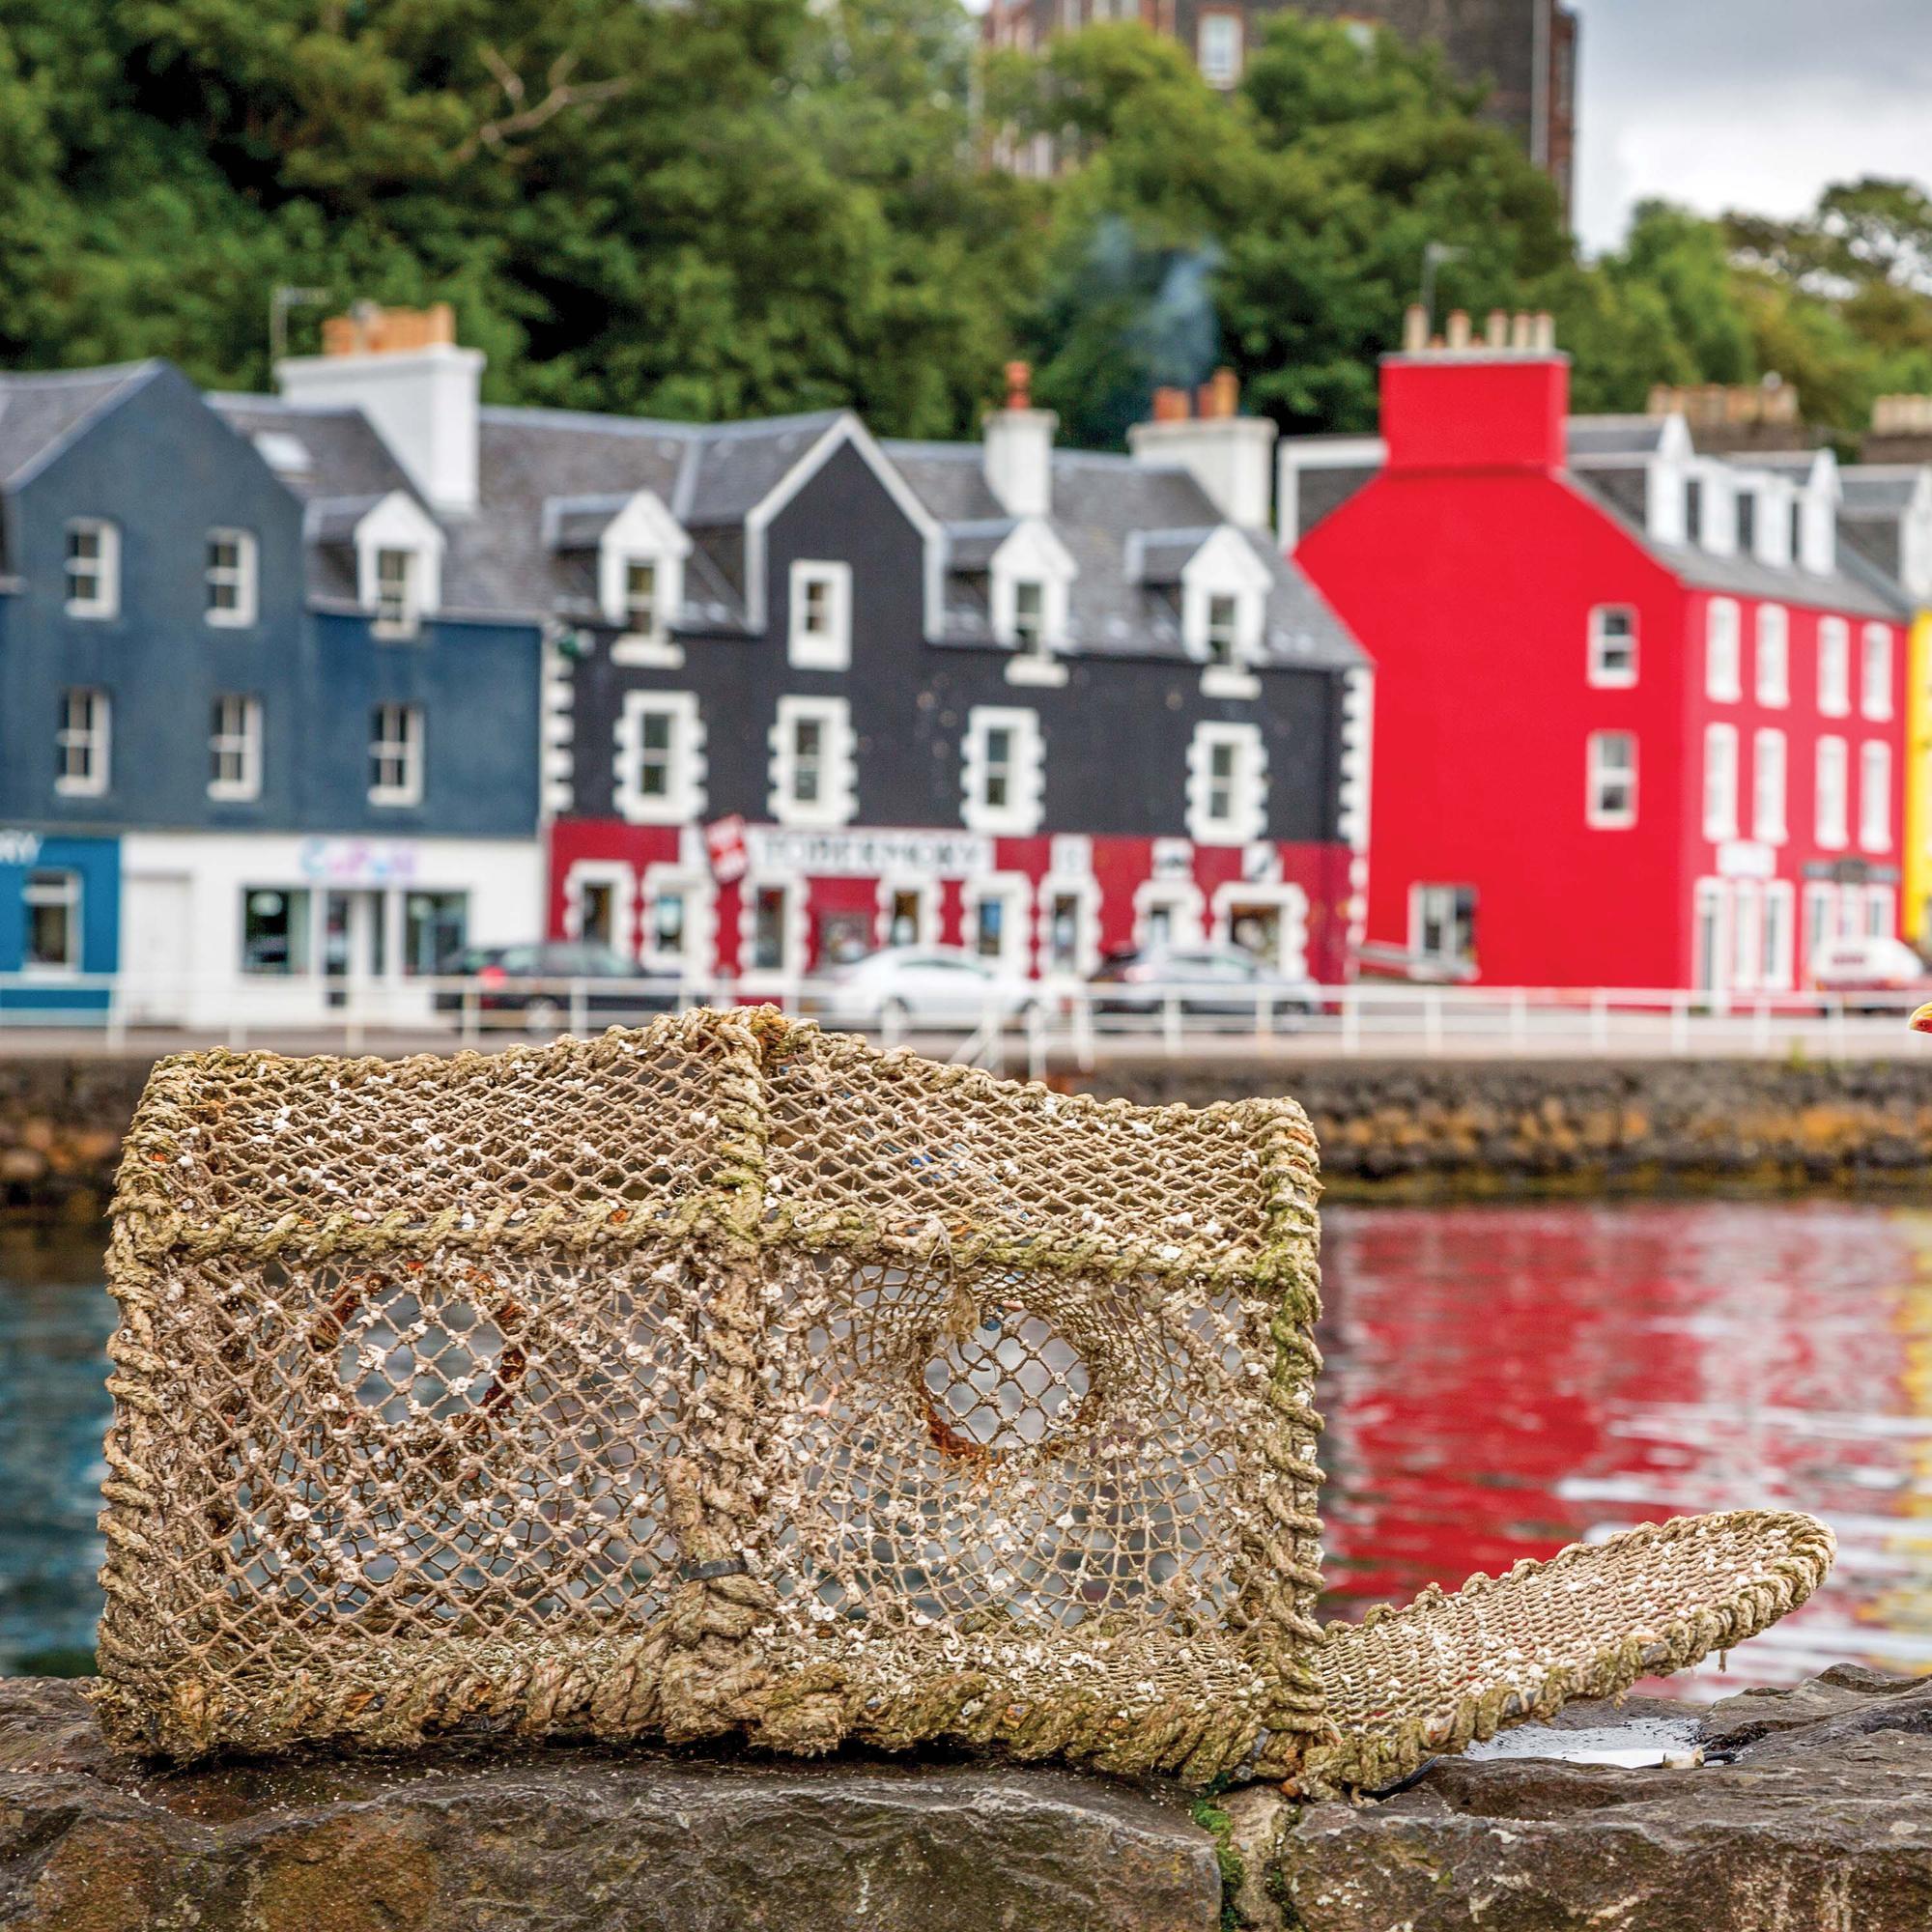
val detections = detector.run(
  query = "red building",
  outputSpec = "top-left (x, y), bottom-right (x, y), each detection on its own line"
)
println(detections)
top-left (1288, 317), bottom-right (1914, 992)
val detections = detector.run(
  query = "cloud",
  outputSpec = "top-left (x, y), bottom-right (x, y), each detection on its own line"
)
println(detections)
top-left (1572, 0), bottom-right (1932, 250)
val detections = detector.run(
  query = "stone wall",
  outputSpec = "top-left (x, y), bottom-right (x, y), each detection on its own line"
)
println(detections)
top-left (1076, 1054), bottom-right (1932, 1199)
top-left (11, 1051), bottom-right (1932, 1220)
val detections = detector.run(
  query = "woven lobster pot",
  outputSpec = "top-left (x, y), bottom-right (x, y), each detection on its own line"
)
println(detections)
top-left (95, 1009), bottom-right (1833, 1789)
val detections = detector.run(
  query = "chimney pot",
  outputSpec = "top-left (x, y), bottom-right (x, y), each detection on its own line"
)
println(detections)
top-left (1403, 304), bottom-right (1429, 353)
top-left (1532, 311), bottom-right (1555, 352)
top-left (1509, 312), bottom-right (1532, 351)
top-left (1209, 367), bottom-right (1239, 418)
top-left (1486, 310), bottom-right (1509, 349)
top-left (1151, 386), bottom-right (1189, 423)
top-left (1446, 309), bottom-right (1471, 351)
top-left (1004, 360), bottom-right (1033, 411)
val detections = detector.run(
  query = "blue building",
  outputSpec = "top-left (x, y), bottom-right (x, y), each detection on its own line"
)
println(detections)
top-left (0, 341), bottom-right (546, 1024)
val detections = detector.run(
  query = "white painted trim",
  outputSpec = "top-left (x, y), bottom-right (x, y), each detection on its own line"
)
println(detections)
top-left (539, 639), bottom-right (575, 817)
top-left (599, 492), bottom-right (690, 641)
top-left (561, 859), bottom-right (636, 952)
top-left (768, 694), bottom-right (857, 828)
top-left (63, 518), bottom-right (120, 620)
top-left (1751, 727), bottom-right (1787, 845)
top-left (1818, 616), bottom-right (1852, 717)
top-left (204, 527), bottom-right (258, 628)
top-left (1210, 878), bottom-right (1310, 978)
top-left (614, 689), bottom-right (706, 826)
top-left (1185, 720), bottom-right (1266, 846)
top-left (960, 869), bottom-right (1034, 977)
top-left (1004, 655), bottom-right (1068, 688)
top-left (875, 874), bottom-right (941, 948)
top-left (1132, 876), bottom-right (1206, 951)
top-left (1814, 734), bottom-right (1849, 849)
top-left (739, 872), bottom-right (810, 982)
top-left (640, 861), bottom-right (714, 976)
top-left (1861, 622), bottom-right (1895, 722)
top-left (787, 558), bottom-right (853, 669)
top-left (367, 701), bottom-right (425, 808)
top-left (353, 491), bottom-right (444, 633)
top-left (1586, 605), bottom-right (1637, 689)
top-left (960, 705), bottom-right (1044, 836)
top-left (1704, 598), bottom-right (1742, 701)
top-left (1035, 866), bottom-right (1101, 979)
top-left (1754, 604), bottom-right (1789, 707)
top-left (1586, 728), bottom-right (1638, 830)
top-left (54, 687), bottom-right (110, 798)
top-left (207, 694), bottom-right (263, 802)
top-left (1860, 738), bottom-right (1893, 852)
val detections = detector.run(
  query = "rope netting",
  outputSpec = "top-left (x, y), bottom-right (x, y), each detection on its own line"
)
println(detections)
top-left (92, 1007), bottom-right (1830, 1788)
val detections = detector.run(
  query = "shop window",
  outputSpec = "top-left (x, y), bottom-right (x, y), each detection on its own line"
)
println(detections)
top-left (23, 870), bottom-right (81, 972)
top-left (242, 888), bottom-right (313, 975)
top-left (650, 887), bottom-right (688, 960)
top-left (1045, 892), bottom-right (1084, 972)
top-left (580, 881), bottom-right (618, 947)
top-left (818, 909), bottom-right (872, 968)
top-left (751, 886), bottom-right (792, 972)
top-left (403, 893), bottom-right (468, 975)
top-left (885, 889), bottom-right (926, 947)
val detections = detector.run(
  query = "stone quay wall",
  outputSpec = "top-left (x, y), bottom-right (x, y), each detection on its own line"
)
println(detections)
top-left (11, 1050), bottom-right (1932, 1220)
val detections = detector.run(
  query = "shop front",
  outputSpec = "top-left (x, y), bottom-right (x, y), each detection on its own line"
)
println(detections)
top-left (118, 831), bottom-right (543, 1028)
top-left (0, 829), bottom-right (121, 1015)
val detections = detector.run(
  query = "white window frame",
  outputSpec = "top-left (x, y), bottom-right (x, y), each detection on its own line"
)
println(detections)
top-left (1134, 875), bottom-right (1207, 952)
top-left (208, 694), bottom-right (263, 802)
top-left (1861, 623), bottom-right (1894, 721)
top-left (1197, 8), bottom-right (1243, 84)
top-left (768, 694), bottom-right (857, 828)
top-left (374, 549), bottom-right (417, 633)
top-left (1860, 739), bottom-right (1893, 852)
top-left (741, 876), bottom-right (809, 981)
top-left (1704, 598), bottom-right (1742, 701)
top-left (205, 527), bottom-right (258, 627)
top-left (787, 559), bottom-right (852, 670)
top-left (1751, 727), bottom-right (1786, 844)
top-left (1754, 604), bottom-right (1788, 707)
top-left (1818, 617), bottom-right (1851, 717)
top-left (1036, 870), bottom-right (1102, 979)
top-left (1701, 723), bottom-right (1737, 840)
top-left (960, 705), bottom-right (1044, 836)
top-left (562, 860), bottom-right (636, 954)
top-left (1410, 884), bottom-right (1477, 971)
top-left (55, 687), bottom-right (110, 798)
top-left (598, 490), bottom-right (691, 664)
top-left (1587, 605), bottom-right (1637, 688)
top-left (22, 868), bottom-right (82, 975)
top-left (1586, 729), bottom-right (1637, 829)
top-left (1762, 879), bottom-right (1796, 992)
top-left (1185, 721), bottom-right (1266, 846)
top-left (614, 690), bottom-right (706, 826)
top-left (961, 871), bottom-right (1034, 977)
top-left (1865, 883), bottom-right (1898, 939)
top-left (876, 876), bottom-right (941, 950)
top-left (641, 863), bottom-right (714, 978)
top-left (64, 519), bottom-right (119, 619)
top-left (1815, 734), bottom-right (1849, 849)
top-left (367, 702), bottom-right (424, 808)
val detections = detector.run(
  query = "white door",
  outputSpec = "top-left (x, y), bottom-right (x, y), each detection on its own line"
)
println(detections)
top-left (121, 874), bottom-right (193, 1023)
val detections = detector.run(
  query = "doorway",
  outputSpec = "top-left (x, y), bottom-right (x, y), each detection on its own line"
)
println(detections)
top-left (324, 889), bottom-right (388, 1009)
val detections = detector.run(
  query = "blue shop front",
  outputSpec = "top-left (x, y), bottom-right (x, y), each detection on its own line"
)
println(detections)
top-left (0, 830), bottom-right (120, 1014)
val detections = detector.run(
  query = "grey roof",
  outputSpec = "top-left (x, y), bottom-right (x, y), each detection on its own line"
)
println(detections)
top-left (1568, 473), bottom-right (1908, 619)
top-left (673, 411), bottom-right (843, 528)
top-left (1724, 449), bottom-right (1826, 478)
top-left (1566, 415), bottom-right (1670, 462)
top-left (1839, 466), bottom-right (1925, 518)
top-left (545, 495), bottom-right (633, 552)
top-left (0, 362), bottom-right (164, 489)
top-left (886, 441), bottom-right (1362, 669)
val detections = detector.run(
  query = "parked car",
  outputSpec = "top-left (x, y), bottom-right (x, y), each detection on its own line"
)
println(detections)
top-left (435, 941), bottom-right (685, 1033)
top-left (1087, 947), bottom-right (1319, 1028)
top-left (799, 947), bottom-right (1042, 1033)
top-left (1810, 935), bottom-right (1932, 1012)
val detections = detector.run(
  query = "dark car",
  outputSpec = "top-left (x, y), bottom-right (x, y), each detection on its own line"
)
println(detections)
top-left (435, 941), bottom-right (685, 1034)
top-left (1087, 946), bottom-right (1319, 1027)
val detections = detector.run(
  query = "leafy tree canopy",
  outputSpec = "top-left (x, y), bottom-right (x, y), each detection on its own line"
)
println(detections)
top-left (0, 1), bottom-right (1925, 445)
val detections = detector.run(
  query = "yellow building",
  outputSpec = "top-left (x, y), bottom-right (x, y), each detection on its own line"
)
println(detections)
top-left (1910, 609), bottom-right (1932, 948)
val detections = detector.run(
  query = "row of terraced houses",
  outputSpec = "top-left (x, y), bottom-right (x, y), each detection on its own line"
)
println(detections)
top-left (1, 301), bottom-right (1929, 1016)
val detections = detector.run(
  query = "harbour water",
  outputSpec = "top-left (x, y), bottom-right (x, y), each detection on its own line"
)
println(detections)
top-left (8, 1200), bottom-right (1932, 1693)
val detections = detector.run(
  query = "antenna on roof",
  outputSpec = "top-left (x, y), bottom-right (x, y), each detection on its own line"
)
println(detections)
top-left (270, 287), bottom-right (330, 366)
top-left (1417, 242), bottom-right (1464, 336)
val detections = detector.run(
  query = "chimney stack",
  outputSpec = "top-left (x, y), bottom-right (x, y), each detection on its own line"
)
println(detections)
top-left (275, 300), bottom-right (484, 514)
top-left (1380, 311), bottom-right (1570, 473)
top-left (1127, 367), bottom-right (1278, 529)
top-left (982, 360), bottom-right (1058, 519)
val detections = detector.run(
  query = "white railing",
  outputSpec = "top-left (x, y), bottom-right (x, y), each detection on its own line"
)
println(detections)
top-left (1, 971), bottom-right (1927, 1065)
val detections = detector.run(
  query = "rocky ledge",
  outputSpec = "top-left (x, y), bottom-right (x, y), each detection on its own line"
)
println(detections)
top-left (5, 1667), bottom-right (1932, 1931)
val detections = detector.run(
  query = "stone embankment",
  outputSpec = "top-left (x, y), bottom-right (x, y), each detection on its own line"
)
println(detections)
top-left (12, 1050), bottom-right (1932, 1217)
top-left (5, 1667), bottom-right (1931, 1930)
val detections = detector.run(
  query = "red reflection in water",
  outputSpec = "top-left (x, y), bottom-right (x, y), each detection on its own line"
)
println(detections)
top-left (1318, 1201), bottom-right (1932, 1695)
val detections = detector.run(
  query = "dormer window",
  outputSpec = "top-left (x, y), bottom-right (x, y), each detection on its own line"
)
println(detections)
top-left (65, 520), bottom-right (119, 618)
top-left (375, 549), bottom-right (416, 630)
top-left (1205, 594), bottom-right (1239, 665)
top-left (624, 559), bottom-right (660, 638)
top-left (1012, 581), bottom-right (1046, 651)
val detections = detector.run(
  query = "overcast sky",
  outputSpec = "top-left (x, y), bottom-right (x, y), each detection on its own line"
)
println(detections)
top-left (1572, 0), bottom-right (1932, 253)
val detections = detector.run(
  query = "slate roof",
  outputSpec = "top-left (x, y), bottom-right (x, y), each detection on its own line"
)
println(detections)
top-left (1566, 415), bottom-right (1671, 461)
top-left (0, 362), bottom-right (165, 490)
top-left (885, 440), bottom-right (1363, 670)
top-left (1839, 467), bottom-right (1924, 518)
